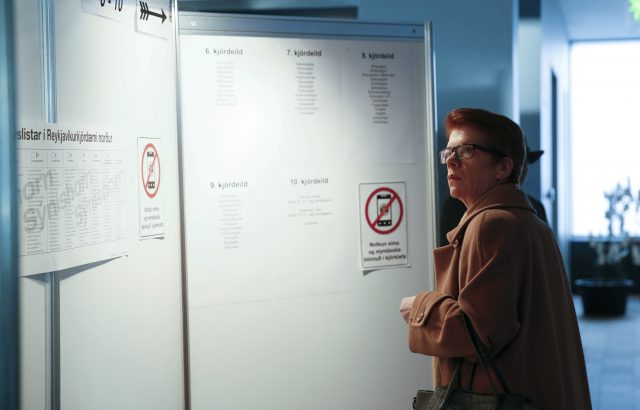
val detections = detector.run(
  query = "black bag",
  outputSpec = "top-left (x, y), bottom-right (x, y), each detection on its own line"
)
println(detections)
top-left (412, 312), bottom-right (543, 410)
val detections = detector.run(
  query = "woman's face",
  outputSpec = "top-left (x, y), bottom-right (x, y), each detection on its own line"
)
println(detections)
top-left (445, 128), bottom-right (509, 208)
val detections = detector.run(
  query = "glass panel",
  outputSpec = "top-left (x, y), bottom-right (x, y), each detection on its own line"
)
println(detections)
top-left (570, 41), bottom-right (640, 237)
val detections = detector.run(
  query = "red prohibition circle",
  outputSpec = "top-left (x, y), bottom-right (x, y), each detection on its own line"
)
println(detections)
top-left (365, 187), bottom-right (404, 235)
top-left (141, 143), bottom-right (161, 198)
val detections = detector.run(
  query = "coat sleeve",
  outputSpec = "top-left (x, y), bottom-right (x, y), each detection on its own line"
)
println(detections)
top-left (409, 211), bottom-right (523, 358)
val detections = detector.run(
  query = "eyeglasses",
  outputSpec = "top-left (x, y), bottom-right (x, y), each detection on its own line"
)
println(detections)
top-left (439, 143), bottom-right (506, 164)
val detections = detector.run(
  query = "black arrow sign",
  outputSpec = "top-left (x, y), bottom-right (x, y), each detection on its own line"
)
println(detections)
top-left (139, 1), bottom-right (167, 24)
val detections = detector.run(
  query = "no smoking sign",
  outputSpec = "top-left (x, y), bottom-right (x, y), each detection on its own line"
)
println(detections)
top-left (359, 182), bottom-right (409, 270)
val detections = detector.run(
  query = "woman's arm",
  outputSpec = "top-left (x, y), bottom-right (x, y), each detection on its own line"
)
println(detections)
top-left (407, 211), bottom-right (525, 358)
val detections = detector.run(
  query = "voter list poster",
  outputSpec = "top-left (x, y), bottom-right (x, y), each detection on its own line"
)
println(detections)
top-left (179, 34), bottom-right (425, 306)
top-left (16, 123), bottom-right (128, 276)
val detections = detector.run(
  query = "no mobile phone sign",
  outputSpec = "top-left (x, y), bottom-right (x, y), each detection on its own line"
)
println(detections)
top-left (359, 182), bottom-right (409, 270)
top-left (141, 143), bottom-right (160, 198)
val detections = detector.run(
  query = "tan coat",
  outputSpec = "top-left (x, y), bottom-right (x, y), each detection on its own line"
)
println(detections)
top-left (408, 183), bottom-right (591, 410)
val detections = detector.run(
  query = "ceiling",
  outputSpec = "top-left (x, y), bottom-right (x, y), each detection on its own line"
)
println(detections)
top-left (179, 0), bottom-right (640, 41)
top-left (557, 0), bottom-right (640, 41)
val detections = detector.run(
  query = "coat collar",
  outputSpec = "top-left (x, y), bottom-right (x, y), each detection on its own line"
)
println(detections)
top-left (445, 183), bottom-right (535, 244)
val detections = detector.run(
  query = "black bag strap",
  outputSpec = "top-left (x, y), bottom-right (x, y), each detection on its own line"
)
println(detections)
top-left (461, 311), bottom-right (511, 395)
top-left (435, 312), bottom-right (515, 410)
top-left (438, 359), bottom-right (463, 410)
top-left (438, 357), bottom-right (502, 410)
top-left (466, 362), bottom-right (476, 390)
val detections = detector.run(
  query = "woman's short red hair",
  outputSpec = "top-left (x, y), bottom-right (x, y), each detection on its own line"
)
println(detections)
top-left (445, 108), bottom-right (525, 184)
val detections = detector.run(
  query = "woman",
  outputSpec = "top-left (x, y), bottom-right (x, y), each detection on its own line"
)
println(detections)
top-left (400, 108), bottom-right (591, 409)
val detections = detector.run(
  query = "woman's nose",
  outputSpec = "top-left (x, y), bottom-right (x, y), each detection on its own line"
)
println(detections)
top-left (446, 153), bottom-right (459, 168)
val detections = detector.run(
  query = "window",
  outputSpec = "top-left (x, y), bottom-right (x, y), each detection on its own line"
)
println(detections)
top-left (570, 41), bottom-right (640, 237)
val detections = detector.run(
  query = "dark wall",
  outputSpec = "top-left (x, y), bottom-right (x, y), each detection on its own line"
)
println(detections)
top-left (519, 0), bottom-right (540, 19)
top-left (520, 111), bottom-right (543, 201)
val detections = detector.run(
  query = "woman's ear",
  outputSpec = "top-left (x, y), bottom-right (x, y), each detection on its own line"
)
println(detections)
top-left (496, 157), bottom-right (513, 180)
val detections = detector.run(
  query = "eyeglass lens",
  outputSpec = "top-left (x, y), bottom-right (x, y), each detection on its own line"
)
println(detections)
top-left (439, 145), bottom-right (474, 164)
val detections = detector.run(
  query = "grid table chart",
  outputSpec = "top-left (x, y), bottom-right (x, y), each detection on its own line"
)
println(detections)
top-left (17, 149), bottom-right (126, 257)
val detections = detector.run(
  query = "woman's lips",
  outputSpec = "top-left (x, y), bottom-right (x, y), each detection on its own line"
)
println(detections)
top-left (448, 175), bottom-right (460, 181)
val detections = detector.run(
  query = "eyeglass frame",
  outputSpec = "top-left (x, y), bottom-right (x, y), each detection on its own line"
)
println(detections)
top-left (438, 143), bottom-right (507, 164)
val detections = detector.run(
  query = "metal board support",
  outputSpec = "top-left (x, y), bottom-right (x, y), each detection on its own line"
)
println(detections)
top-left (40, 0), bottom-right (60, 409)
top-left (0, 0), bottom-right (20, 409)
top-left (44, 273), bottom-right (60, 410)
top-left (172, 3), bottom-right (192, 410)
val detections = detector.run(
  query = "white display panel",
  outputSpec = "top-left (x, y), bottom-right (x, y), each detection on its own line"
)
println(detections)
top-left (179, 13), bottom-right (436, 410)
top-left (16, 0), bottom-right (185, 408)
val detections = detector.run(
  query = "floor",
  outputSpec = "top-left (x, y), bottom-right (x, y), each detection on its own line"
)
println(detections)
top-left (575, 294), bottom-right (640, 410)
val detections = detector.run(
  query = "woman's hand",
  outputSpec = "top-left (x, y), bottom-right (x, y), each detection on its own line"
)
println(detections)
top-left (399, 296), bottom-right (416, 323)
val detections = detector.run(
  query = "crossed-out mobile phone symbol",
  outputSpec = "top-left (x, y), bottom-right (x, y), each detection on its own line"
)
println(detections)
top-left (364, 187), bottom-right (403, 235)
top-left (141, 143), bottom-right (160, 198)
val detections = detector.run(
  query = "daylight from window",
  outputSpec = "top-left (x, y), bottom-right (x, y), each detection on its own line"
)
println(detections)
top-left (570, 41), bottom-right (640, 237)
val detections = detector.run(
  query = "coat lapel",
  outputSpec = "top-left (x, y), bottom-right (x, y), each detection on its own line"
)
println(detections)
top-left (444, 183), bottom-right (535, 246)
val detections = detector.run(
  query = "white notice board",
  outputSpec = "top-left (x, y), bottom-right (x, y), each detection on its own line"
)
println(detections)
top-left (178, 13), bottom-right (437, 410)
